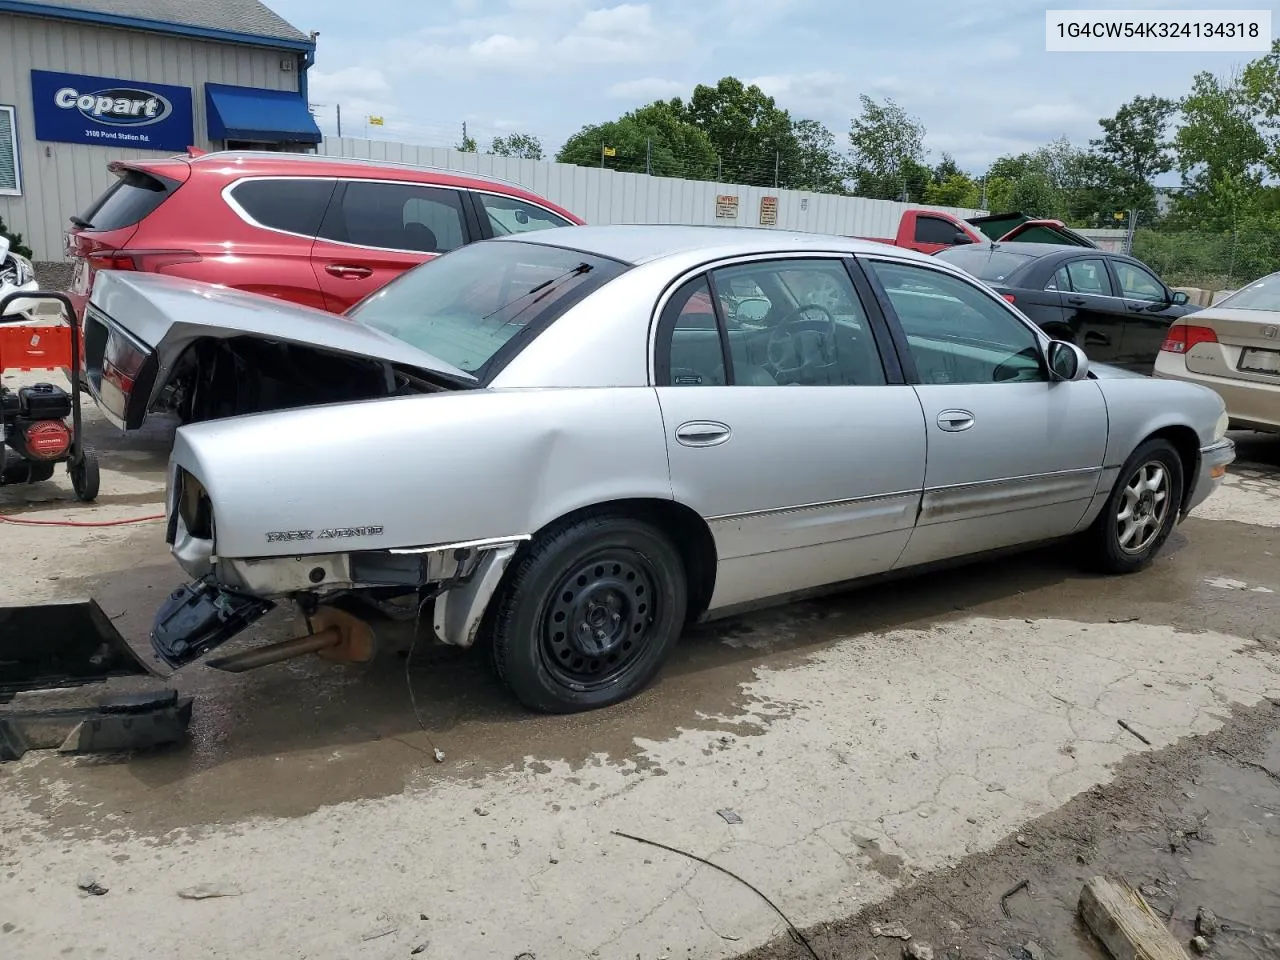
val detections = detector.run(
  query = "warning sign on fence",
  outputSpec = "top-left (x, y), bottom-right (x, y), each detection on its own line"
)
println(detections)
top-left (715, 195), bottom-right (739, 219)
top-left (759, 196), bottom-right (778, 225)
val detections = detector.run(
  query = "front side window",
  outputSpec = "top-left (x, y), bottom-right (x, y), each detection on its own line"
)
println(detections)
top-left (479, 194), bottom-right (573, 235)
top-left (349, 241), bottom-right (625, 377)
top-left (657, 258), bottom-right (886, 387)
top-left (0, 105), bottom-right (19, 195)
top-left (1065, 258), bottom-right (1112, 296)
top-left (867, 259), bottom-right (1046, 385)
top-left (323, 181), bottom-right (467, 253)
top-left (1114, 260), bottom-right (1166, 302)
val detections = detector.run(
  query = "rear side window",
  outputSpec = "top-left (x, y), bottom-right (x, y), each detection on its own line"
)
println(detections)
top-left (321, 181), bottom-right (467, 254)
top-left (78, 168), bottom-right (180, 232)
top-left (228, 178), bottom-right (336, 237)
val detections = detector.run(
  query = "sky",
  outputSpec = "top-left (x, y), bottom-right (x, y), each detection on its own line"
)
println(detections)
top-left (269, 0), bottom-right (1279, 176)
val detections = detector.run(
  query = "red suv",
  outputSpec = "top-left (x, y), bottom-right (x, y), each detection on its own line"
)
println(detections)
top-left (66, 151), bottom-right (585, 317)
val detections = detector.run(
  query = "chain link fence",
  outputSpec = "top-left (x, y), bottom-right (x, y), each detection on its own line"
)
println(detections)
top-left (1131, 223), bottom-right (1280, 294)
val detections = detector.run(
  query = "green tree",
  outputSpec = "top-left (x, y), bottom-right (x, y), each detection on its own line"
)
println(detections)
top-left (924, 172), bottom-right (981, 208)
top-left (489, 132), bottom-right (543, 160)
top-left (1090, 94), bottom-right (1176, 215)
top-left (932, 153), bottom-right (961, 184)
top-left (787, 118), bottom-right (848, 193)
top-left (675, 77), bottom-right (800, 186)
top-left (847, 95), bottom-right (927, 200)
top-left (456, 132), bottom-right (477, 153)
top-left (1173, 67), bottom-right (1268, 228)
top-left (1241, 39), bottom-right (1280, 176)
top-left (556, 101), bottom-right (718, 179)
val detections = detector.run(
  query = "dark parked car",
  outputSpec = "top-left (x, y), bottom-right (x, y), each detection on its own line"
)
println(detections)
top-left (935, 242), bottom-right (1199, 373)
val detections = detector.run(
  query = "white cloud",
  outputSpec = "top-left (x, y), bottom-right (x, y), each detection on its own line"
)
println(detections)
top-left (308, 66), bottom-right (389, 99)
top-left (469, 33), bottom-right (539, 60)
top-left (606, 77), bottom-right (686, 100)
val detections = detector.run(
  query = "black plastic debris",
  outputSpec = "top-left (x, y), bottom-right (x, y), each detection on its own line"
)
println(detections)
top-left (0, 689), bottom-right (193, 761)
top-left (0, 599), bottom-right (155, 701)
top-left (151, 579), bottom-right (274, 669)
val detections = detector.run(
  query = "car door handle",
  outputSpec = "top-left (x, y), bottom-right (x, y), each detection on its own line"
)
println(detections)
top-left (1067, 296), bottom-right (1087, 306)
top-left (936, 409), bottom-right (975, 432)
top-left (1084, 331), bottom-right (1110, 346)
top-left (325, 263), bottom-right (373, 279)
top-left (675, 421), bottom-right (732, 447)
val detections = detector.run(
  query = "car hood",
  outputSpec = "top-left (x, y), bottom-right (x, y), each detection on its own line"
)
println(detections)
top-left (89, 271), bottom-right (475, 383)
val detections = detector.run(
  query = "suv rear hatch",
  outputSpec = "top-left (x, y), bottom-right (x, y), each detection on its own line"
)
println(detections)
top-left (966, 212), bottom-right (1097, 248)
top-left (66, 159), bottom-right (191, 321)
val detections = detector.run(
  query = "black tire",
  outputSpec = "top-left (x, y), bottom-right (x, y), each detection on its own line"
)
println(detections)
top-left (489, 513), bottom-right (687, 713)
top-left (1085, 438), bottom-right (1183, 574)
top-left (69, 448), bottom-right (100, 502)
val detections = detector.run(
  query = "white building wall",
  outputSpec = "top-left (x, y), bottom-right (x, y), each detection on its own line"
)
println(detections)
top-left (317, 137), bottom-right (987, 241)
top-left (0, 12), bottom-right (300, 260)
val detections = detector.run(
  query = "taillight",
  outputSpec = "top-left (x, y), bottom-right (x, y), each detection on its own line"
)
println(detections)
top-left (1160, 324), bottom-right (1219, 354)
top-left (1001, 293), bottom-right (1016, 303)
top-left (103, 325), bottom-right (149, 398)
top-left (87, 250), bottom-right (201, 273)
top-left (24, 421), bottom-right (71, 459)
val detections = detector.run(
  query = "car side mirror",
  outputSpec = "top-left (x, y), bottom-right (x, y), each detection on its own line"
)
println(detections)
top-left (951, 232), bottom-right (975, 245)
top-left (1170, 291), bottom-right (1189, 306)
top-left (1047, 340), bottom-right (1089, 381)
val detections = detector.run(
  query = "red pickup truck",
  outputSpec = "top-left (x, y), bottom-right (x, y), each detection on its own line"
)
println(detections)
top-left (857, 209), bottom-right (1097, 255)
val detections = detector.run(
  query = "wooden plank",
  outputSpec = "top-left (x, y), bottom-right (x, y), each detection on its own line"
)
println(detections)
top-left (1079, 876), bottom-right (1190, 960)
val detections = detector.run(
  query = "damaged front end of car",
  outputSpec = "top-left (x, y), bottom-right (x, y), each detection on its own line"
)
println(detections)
top-left (151, 466), bottom-right (528, 673)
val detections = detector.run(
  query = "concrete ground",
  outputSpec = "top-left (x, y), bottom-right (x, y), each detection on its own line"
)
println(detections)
top-left (1, 372), bottom-right (1278, 960)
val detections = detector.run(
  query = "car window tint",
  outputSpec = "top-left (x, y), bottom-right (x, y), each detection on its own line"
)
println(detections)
top-left (936, 247), bottom-right (1035, 282)
top-left (709, 259), bottom-right (886, 386)
top-left (1046, 266), bottom-right (1070, 292)
top-left (479, 194), bottom-right (572, 235)
top-left (229, 178), bottom-right (335, 237)
top-left (323, 181), bottom-right (467, 253)
top-left (1114, 261), bottom-right (1165, 301)
top-left (914, 216), bottom-right (961, 245)
top-left (79, 168), bottom-right (181, 232)
top-left (867, 260), bottom-right (1046, 385)
top-left (659, 277), bottom-right (726, 386)
top-left (1065, 258), bottom-right (1111, 296)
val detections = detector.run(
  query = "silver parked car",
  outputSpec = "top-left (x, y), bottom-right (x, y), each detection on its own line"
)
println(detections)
top-left (82, 226), bottom-right (1235, 712)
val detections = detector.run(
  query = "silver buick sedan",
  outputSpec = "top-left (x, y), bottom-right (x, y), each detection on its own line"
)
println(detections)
top-left (81, 225), bottom-right (1235, 712)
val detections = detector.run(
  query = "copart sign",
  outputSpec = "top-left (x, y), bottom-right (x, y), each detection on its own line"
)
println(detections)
top-left (31, 69), bottom-right (194, 151)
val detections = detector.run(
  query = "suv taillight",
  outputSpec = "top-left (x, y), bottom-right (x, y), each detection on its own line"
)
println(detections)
top-left (87, 249), bottom-right (201, 273)
top-left (1161, 324), bottom-right (1219, 354)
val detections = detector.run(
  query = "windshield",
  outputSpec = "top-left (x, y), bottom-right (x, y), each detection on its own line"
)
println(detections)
top-left (935, 247), bottom-right (1037, 283)
top-left (1216, 272), bottom-right (1280, 311)
top-left (349, 240), bottom-right (627, 378)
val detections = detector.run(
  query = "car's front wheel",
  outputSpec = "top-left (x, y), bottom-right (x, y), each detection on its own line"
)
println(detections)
top-left (489, 514), bottom-right (688, 713)
top-left (1085, 438), bottom-right (1184, 574)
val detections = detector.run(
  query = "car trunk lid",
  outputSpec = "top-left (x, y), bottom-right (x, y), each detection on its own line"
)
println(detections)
top-left (1182, 308), bottom-right (1280, 381)
top-left (84, 271), bottom-right (476, 429)
top-left (966, 212), bottom-right (1098, 248)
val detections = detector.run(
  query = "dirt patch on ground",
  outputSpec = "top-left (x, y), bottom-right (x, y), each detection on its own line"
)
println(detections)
top-left (739, 698), bottom-right (1280, 960)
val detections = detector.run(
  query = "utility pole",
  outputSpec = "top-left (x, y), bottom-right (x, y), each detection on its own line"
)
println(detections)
top-left (336, 103), bottom-right (342, 137)
top-left (646, 137), bottom-right (651, 176)
top-left (1124, 209), bottom-right (1137, 256)
top-left (981, 175), bottom-right (987, 209)
top-left (600, 141), bottom-right (604, 168)
top-left (774, 151), bottom-right (779, 189)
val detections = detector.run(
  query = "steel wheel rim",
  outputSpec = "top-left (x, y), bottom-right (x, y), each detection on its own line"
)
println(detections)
top-left (1116, 460), bottom-right (1170, 555)
top-left (541, 550), bottom-right (658, 690)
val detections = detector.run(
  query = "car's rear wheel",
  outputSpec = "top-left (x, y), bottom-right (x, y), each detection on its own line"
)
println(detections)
top-left (489, 514), bottom-right (687, 713)
top-left (1085, 438), bottom-right (1183, 574)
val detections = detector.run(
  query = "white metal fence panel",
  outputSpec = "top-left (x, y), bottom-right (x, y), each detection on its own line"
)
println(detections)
top-left (316, 136), bottom-right (986, 239)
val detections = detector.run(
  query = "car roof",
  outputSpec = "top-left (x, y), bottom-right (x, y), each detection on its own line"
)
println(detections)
top-left (130, 150), bottom-right (583, 220)
top-left (496, 224), bottom-right (939, 267)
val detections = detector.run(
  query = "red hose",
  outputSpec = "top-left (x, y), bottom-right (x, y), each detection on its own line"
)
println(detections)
top-left (0, 512), bottom-right (164, 528)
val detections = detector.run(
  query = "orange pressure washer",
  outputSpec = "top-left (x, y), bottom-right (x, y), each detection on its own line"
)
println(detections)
top-left (0, 291), bottom-right (99, 500)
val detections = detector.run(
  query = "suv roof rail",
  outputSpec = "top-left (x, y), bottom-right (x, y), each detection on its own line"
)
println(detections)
top-left (187, 149), bottom-right (528, 191)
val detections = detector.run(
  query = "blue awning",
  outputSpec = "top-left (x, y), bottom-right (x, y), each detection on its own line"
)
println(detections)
top-left (205, 83), bottom-right (321, 144)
